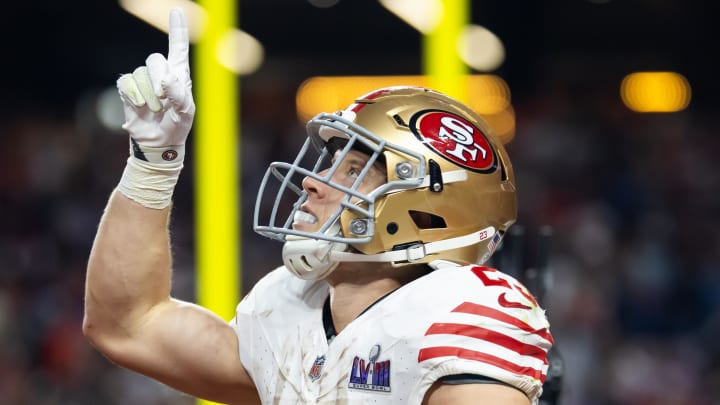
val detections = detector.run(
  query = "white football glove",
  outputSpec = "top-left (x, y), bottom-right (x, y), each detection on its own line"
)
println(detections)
top-left (118, 7), bottom-right (194, 163)
top-left (117, 8), bottom-right (194, 208)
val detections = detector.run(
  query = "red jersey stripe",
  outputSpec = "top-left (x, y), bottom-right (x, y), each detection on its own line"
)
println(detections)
top-left (453, 302), bottom-right (554, 344)
top-left (418, 346), bottom-right (546, 383)
top-left (425, 322), bottom-right (548, 363)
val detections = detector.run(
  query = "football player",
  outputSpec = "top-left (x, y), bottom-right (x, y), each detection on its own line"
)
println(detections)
top-left (83, 8), bottom-right (553, 405)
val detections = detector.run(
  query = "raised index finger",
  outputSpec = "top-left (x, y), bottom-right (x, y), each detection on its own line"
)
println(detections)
top-left (167, 8), bottom-right (189, 77)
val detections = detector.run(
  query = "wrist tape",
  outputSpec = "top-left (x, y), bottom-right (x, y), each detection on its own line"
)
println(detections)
top-left (117, 141), bottom-right (185, 209)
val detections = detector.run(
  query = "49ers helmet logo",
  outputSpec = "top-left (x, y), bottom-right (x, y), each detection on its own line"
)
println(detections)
top-left (410, 110), bottom-right (496, 173)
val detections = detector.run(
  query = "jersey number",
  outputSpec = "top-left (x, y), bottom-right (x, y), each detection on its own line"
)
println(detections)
top-left (471, 266), bottom-right (539, 309)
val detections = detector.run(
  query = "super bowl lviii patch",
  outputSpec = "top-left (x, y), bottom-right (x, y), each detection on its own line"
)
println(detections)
top-left (348, 344), bottom-right (391, 392)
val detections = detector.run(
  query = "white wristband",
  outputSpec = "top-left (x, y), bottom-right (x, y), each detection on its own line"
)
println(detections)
top-left (117, 156), bottom-right (183, 209)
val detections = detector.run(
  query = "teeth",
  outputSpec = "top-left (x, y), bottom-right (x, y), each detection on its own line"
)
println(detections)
top-left (294, 211), bottom-right (317, 224)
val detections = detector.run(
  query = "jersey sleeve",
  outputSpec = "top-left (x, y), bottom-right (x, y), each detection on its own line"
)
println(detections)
top-left (416, 265), bottom-right (554, 403)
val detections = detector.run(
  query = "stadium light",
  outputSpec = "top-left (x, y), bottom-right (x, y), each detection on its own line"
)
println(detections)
top-left (119, 0), bottom-right (263, 74)
top-left (621, 71), bottom-right (691, 113)
top-left (378, 0), bottom-right (443, 33)
top-left (296, 75), bottom-right (516, 143)
top-left (459, 24), bottom-right (506, 72)
top-left (119, 0), bottom-right (208, 40)
top-left (380, 0), bottom-right (506, 76)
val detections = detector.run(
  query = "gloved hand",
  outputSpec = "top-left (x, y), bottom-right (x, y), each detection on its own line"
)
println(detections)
top-left (117, 7), bottom-right (194, 164)
top-left (116, 8), bottom-right (194, 209)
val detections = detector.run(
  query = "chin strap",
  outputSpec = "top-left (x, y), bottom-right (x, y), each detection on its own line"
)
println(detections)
top-left (329, 226), bottom-right (496, 264)
top-left (418, 169), bottom-right (467, 188)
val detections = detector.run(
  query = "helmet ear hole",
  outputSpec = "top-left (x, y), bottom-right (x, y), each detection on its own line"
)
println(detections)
top-left (387, 222), bottom-right (399, 234)
top-left (409, 211), bottom-right (447, 229)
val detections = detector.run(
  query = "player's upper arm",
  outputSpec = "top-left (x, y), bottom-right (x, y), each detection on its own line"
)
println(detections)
top-left (93, 299), bottom-right (260, 405)
top-left (422, 381), bottom-right (531, 405)
top-left (83, 193), bottom-right (260, 404)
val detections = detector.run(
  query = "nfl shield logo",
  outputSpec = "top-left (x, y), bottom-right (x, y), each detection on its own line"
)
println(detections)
top-left (309, 355), bottom-right (326, 381)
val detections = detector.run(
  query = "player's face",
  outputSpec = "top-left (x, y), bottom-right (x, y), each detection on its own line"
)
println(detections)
top-left (293, 149), bottom-right (386, 232)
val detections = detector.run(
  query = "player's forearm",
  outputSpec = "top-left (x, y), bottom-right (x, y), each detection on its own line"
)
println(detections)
top-left (83, 190), bottom-right (173, 344)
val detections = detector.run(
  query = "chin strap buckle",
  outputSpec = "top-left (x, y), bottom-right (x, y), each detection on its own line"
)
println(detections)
top-left (406, 243), bottom-right (427, 262)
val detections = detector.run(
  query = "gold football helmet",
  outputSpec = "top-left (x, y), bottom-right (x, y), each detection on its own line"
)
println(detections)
top-left (254, 86), bottom-right (516, 279)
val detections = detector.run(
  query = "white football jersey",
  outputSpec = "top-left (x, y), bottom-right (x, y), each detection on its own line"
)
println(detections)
top-left (232, 264), bottom-right (553, 404)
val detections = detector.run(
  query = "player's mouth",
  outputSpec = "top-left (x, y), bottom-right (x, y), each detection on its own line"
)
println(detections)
top-left (293, 209), bottom-right (318, 226)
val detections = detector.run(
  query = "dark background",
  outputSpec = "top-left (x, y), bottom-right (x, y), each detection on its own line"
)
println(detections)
top-left (3, 1), bottom-right (718, 112)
